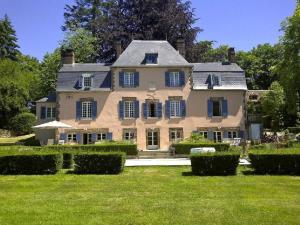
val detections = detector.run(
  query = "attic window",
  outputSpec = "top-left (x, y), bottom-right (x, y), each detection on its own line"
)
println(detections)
top-left (145, 53), bottom-right (158, 64)
top-left (82, 74), bottom-right (92, 88)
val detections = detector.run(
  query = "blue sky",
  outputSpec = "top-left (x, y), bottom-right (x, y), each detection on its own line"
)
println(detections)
top-left (0, 0), bottom-right (296, 61)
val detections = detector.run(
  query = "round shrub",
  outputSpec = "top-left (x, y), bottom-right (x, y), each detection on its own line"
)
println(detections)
top-left (9, 112), bottom-right (36, 135)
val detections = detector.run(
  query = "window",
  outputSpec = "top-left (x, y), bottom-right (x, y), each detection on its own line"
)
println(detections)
top-left (82, 101), bottom-right (92, 119)
top-left (123, 129), bottom-right (136, 141)
top-left (124, 101), bottom-right (134, 118)
top-left (169, 72), bottom-right (180, 87)
top-left (67, 133), bottom-right (76, 142)
top-left (170, 128), bottom-right (183, 143)
top-left (212, 99), bottom-right (221, 116)
top-left (213, 131), bottom-right (222, 142)
top-left (198, 131), bottom-right (208, 139)
top-left (148, 102), bottom-right (156, 117)
top-left (82, 74), bottom-right (92, 88)
top-left (145, 53), bottom-right (158, 64)
top-left (46, 107), bottom-right (55, 119)
top-left (170, 100), bottom-right (181, 117)
top-left (97, 133), bottom-right (106, 141)
top-left (124, 72), bottom-right (135, 87)
top-left (228, 131), bottom-right (238, 139)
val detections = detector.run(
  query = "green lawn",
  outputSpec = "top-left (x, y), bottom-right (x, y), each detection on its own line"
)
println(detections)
top-left (0, 167), bottom-right (299, 225)
top-left (0, 134), bottom-right (34, 144)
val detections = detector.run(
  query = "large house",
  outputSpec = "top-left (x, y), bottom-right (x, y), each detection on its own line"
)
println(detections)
top-left (35, 40), bottom-right (247, 150)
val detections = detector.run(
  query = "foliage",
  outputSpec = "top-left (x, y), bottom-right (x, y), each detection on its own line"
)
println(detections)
top-left (0, 15), bottom-right (20, 60)
top-left (288, 127), bottom-right (300, 134)
top-left (63, 0), bottom-right (201, 62)
top-left (63, 153), bottom-right (74, 169)
top-left (249, 149), bottom-right (300, 175)
top-left (173, 143), bottom-right (230, 154)
top-left (182, 132), bottom-right (213, 143)
top-left (9, 112), bottom-right (36, 136)
top-left (0, 153), bottom-right (63, 174)
top-left (190, 152), bottom-right (240, 175)
top-left (73, 152), bottom-right (125, 174)
top-left (261, 81), bottom-right (285, 131)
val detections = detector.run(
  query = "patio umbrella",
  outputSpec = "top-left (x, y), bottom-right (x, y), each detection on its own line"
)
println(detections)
top-left (33, 120), bottom-right (72, 129)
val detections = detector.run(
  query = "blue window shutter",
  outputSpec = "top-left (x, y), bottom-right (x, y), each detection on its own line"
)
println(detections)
top-left (134, 72), bottom-right (139, 87)
top-left (179, 71), bottom-right (185, 86)
top-left (157, 102), bottom-right (162, 118)
top-left (107, 132), bottom-right (112, 140)
top-left (165, 100), bottom-right (170, 118)
top-left (119, 72), bottom-right (124, 87)
top-left (59, 133), bottom-right (66, 141)
top-left (91, 133), bottom-right (97, 142)
top-left (207, 99), bottom-right (213, 117)
top-left (180, 100), bottom-right (186, 117)
top-left (134, 101), bottom-right (139, 118)
top-left (76, 101), bottom-right (82, 120)
top-left (239, 130), bottom-right (244, 139)
top-left (40, 106), bottom-right (46, 119)
top-left (207, 131), bottom-right (214, 140)
top-left (222, 99), bottom-right (228, 117)
top-left (223, 131), bottom-right (228, 138)
top-left (143, 103), bottom-right (148, 119)
top-left (92, 101), bottom-right (97, 120)
top-left (119, 101), bottom-right (124, 119)
top-left (165, 72), bottom-right (170, 87)
top-left (76, 133), bottom-right (81, 143)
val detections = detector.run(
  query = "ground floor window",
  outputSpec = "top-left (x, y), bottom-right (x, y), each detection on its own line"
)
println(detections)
top-left (214, 131), bottom-right (222, 142)
top-left (198, 131), bottom-right (208, 139)
top-left (123, 129), bottom-right (136, 141)
top-left (228, 131), bottom-right (238, 139)
top-left (46, 107), bottom-right (56, 119)
top-left (97, 133), bottom-right (107, 141)
top-left (169, 128), bottom-right (183, 143)
top-left (67, 133), bottom-right (76, 142)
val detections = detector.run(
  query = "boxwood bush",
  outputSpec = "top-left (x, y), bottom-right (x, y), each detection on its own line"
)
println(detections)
top-left (73, 152), bottom-right (125, 174)
top-left (47, 143), bottom-right (137, 155)
top-left (190, 152), bottom-right (240, 176)
top-left (173, 143), bottom-right (230, 154)
top-left (63, 153), bottom-right (74, 169)
top-left (0, 153), bottom-right (62, 175)
top-left (249, 149), bottom-right (300, 175)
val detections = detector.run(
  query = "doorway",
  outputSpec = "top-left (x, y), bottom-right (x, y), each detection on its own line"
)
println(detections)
top-left (146, 129), bottom-right (159, 150)
top-left (83, 133), bottom-right (92, 145)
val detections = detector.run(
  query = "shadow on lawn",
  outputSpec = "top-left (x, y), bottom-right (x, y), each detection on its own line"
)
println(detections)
top-left (181, 171), bottom-right (238, 177)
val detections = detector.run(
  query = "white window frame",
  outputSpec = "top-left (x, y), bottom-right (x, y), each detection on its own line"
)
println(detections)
top-left (67, 133), bottom-right (76, 142)
top-left (213, 131), bottom-right (222, 143)
top-left (228, 131), bottom-right (238, 139)
top-left (198, 131), bottom-right (208, 139)
top-left (170, 100), bottom-right (181, 117)
top-left (124, 101), bottom-right (134, 118)
top-left (82, 74), bottom-right (92, 88)
top-left (46, 107), bottom-right (55, 119)
top-left (97, 133), bottom-right (107, 141)
top-left (81, 101), bottom-right (92, 119)
top-left (123, 130), bottom-right (136, 141)
top-left (170, 128), bottom-right (183, 143)
top-left (124, 72), bottom-right (135, 87)
top-left (169, 72), bottom-right (180, 87)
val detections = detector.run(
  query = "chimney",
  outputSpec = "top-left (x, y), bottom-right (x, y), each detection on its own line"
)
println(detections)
top-left (176, 39), bottom-right (186, 58)
top-left (114, 40), bottom-right (122, 58)
top-left (61, 48), bottom-right (75, 64)
top-left (228, 47), bottom-right (236, 63)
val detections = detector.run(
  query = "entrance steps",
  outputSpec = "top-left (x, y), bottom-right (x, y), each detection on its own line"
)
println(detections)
top-left (138, 150), bottom-right (176, 159)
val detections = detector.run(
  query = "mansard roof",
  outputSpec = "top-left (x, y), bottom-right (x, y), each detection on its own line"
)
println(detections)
top-left (112, 40), bottom-right (191, 67)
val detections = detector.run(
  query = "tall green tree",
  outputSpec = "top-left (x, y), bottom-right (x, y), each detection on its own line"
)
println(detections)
top-left (0, 15), bottom-right (20, 61)
top-left (63, 0), bottom-right (201, 62)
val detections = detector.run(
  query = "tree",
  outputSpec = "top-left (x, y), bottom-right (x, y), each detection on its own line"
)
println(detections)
top-left (63, 0), bottom-right (201, 62)
top-left (261, 82), bottom-right (285, 131)
top-left (9, 112), bottom-right (36, 135)
top-left (0, 15), bottom-right (20, 61)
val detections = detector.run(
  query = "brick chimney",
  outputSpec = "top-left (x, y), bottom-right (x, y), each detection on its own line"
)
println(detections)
top-left (114, 41), bottom-right (122, 58)
top-left (228, 47), bottom-right (236, 63)
top-left (61, 48), bottom-right (75, 64)
top-left (176, 39), bottom-right (186, 58)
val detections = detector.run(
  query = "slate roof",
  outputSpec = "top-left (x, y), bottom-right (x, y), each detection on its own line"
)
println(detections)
top-left (192, 63), bottom-right (247, 90)
top-left (56, 64), bottom-right (111, 91)
top-left (36, 93), bottom-right (56, 103)
top-left (112, 40), bottom-right (191, 67)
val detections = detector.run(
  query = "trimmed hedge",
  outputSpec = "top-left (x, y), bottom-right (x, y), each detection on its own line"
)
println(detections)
top-left (73, 152), bottom-right (125, 174)
top-left (249, 150), bottom-right (300, 175)
top-left (47, 144), bottom-right (137, 155)
top-left (190, 152), bottom-right (240, 176)
top-left (0, 153), bottom-right (63, 175)
top-left (173, 143), bottom-right (230, 154)
top-left (63, 153), bottom-right (74, 169)
top-left (288, 127), bottom-right (300, 134)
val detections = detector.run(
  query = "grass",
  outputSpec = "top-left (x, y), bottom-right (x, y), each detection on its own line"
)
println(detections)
top-left (0, 166), bottom-right (299, 225)
top-left (0, 134), bottom-right (34, 144)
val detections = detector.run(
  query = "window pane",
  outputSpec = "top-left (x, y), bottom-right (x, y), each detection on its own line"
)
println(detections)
top-left (213, 100), bottom-right (221, 116)
top-left (170, 72), bottom-right (180, 86)
top-left (148, 102), bottom-right (156, 117)
top-left (82, 102), bottom-right (92, 118)
top-left (124, 101), bottom-right (134, 118)
top-left (83, 76), bottom-right (91, 87)
top-left (124, 72), bottom-right (134, 87)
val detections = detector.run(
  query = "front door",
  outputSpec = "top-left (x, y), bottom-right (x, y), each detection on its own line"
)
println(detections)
top-left (147, 130), bottom-right (159, 150)
top-left (83, 133), bottom-right (92, 145)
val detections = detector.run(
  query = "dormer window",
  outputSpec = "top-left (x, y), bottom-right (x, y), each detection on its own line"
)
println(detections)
top-left (145, 53), bottom-right (158, 64)
top-left (82, 74), bottom-right (92, 88)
